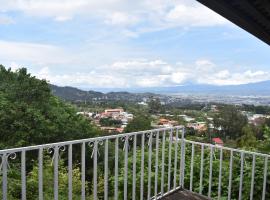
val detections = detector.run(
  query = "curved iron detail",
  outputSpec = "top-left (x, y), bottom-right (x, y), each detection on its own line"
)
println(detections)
top-left (121, 135), bottom-right (130, 151)
top-left (47, 145), bottom-right (66, 165)
top-left (147, 131), bottom-right (153, 147)
top-left (89, 140), bottom-right (104, 158)
top-left (0, 152), bottom-right (17, 173)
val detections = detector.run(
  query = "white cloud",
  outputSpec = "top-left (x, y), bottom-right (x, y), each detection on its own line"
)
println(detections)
top-left (104, 12), bottom-right (139, 26)
top-left (171, 72), bottom-right (187, 84)
top-left (166, 4), bottom-right (227, 27)
top-left (31, 58), bottom-right (270, 88)
top-left (36, 67), bottom-right (129, 88)
top-left (195, 59), bottom-right (215, 71)
top-left (197, 69), bottom-right (270, 85)
top-left (0, 0), bottom-right (229, 30)
top-left (0, 40), bottom-right (70, 64)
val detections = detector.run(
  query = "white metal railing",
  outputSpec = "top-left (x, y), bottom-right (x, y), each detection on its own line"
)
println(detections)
top-left (0, 127), bottom-right (269, 200)
top-left (184, 139), bottom-right (270, 200)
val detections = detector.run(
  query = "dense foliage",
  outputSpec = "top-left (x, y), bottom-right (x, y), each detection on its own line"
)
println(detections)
top-left (0, 66), bottom-right (100, 148)
top-left (124, 115), bottom-right (152, 133)
top-left (213, 105), bottom-right (248, 140)
top-left (99, 118), bottom-right (122, 127)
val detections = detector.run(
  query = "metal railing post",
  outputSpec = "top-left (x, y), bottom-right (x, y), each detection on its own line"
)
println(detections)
top-left (180, 127), bottom-right (185, 188)
top-left (39, 148), bottom-right (44, 200)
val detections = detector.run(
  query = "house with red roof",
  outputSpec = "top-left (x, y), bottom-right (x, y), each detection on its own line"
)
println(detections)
top-left (212, 137), bottom-right (224, 146)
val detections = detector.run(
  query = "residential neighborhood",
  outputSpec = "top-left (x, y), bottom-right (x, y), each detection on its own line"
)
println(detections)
top-left (77, 108), bottom-right (134, 133)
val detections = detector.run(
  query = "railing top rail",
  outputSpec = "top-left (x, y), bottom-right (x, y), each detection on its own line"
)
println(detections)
top-left (185, 139), bottom-right (270, 158)
top-left (0, 126), bottom-right (183, 154)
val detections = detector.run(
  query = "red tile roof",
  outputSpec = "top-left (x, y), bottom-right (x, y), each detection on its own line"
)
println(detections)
top-left (212, 137), bottom-right (223, 144)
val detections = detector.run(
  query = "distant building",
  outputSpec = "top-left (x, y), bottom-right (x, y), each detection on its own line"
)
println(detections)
top-left (211, 105), bottom-right (218, 112)
top-left (138, 102), bottom-right (148, 106)
top-left (104, 108), bottom-right (124, 116)
top-left (247, 113), bottom-right (267, 126)
top-left (187, 122), bottom-right (207, 132)
top-left (178, 114), bottom-right (195, 122)
top-left (158, 118), bottom-right (178, 128)
top-left (76, 112), bottom-right (93, 118)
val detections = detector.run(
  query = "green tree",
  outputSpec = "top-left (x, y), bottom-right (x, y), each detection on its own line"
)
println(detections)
top-left (237, 125), bottom-right (257, 150)
top-left (124, 115), bottom-right (152, 132)
top-left (0, 66), bottom-right (100, 148)
top-left (259, 126), bottom-right (270, 152)
top-left (148, 97), bottom-right (163, 114)
top-left (213, 105), bottom-right (247, 140)
top-left (99, 118), bottom-right (122, 127)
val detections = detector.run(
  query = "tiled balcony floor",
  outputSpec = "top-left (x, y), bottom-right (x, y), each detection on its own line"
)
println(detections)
top-left (160, 189), bottom-right (210, 200)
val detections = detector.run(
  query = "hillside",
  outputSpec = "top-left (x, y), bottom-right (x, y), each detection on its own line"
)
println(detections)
top-left (50, 84), bottom-right (158, 102)
top-left (91, 81), bottom-right (270, 96)
top-left (0, 66), bottom-right (99, 148)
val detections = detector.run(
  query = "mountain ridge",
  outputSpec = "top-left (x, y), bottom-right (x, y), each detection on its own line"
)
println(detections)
top-left (89, 80), bottom-right (270, 95)
top-left (50, 80), bottom-right (270, 102)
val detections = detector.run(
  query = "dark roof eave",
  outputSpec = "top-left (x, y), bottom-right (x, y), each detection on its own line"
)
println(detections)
top-left (197, 0), bottom-right (270, 46)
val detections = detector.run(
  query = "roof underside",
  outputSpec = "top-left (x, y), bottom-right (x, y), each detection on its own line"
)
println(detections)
top-left (197, 0), bottom-right (270, 45)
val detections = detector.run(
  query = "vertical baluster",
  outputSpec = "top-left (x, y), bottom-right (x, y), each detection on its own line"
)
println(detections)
top-left (250, 154), bottom-right (255, 200)
top-left (218, 148), bottom-right (223, 200)
top-left (173, 128), bottom-right (179, 190)
top-left (262, 157), bottom-right (268, 200)
top-left (124, 136), bottom-right (129, 200)
top-left (54, 147), bottom-right (59, 200)
top-left (154, 131), bottom-right (159, 199)
top-left (132, 135), bottom-right (137, 200)
top-left (180, 127), bottom-right (185, 187)
top-left (167, 129), bottom-right (172, 191)
top-left (21, 150), bottom-right (26, 200)
top-left (161, 131), bottom-right (166, 196)
top-left (81, 142), bottom-right (85, 200)
top-left (199, 145), bottom-right (204, 195)
top-left (239, 152), bottom-right (244, 200)
top-left (147, 132), bottom-right (153, 199)
top-left (104, 139), bottom-right (109, 200)
top-left (114, 138), bottom-right (119, 200)
top-left (208, 146), bottom-right (213, 198)
top-left (228, 150), bottom-right (233, 200)
top-left (39, 148), bottom-right (43, 200)
top-left (140, 133), bottom-right (145, 200)
top-left (190, 143), bottom-right (195, 191)
top-left (68, 145), bottom-right (72, 200)
top-left (93, 141), bottom-right (98, 200)
top-left (2, 153), bottom-right (7, 200)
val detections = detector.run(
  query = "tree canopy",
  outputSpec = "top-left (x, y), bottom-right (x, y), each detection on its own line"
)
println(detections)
top-left (0, 66), bottom-right (100, 148)
top-left (124, 114), bottom-right (152, 133)
top-left (213, 105), bottom-right (248, 140)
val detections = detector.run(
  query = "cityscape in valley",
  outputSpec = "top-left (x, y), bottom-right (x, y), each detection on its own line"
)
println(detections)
top-left (1, 0), bottom-right (270, 199)
top-left (49, 83), bottom-right (270, 149)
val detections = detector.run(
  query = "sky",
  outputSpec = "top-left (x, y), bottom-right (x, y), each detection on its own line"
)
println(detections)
top-left (0, 0), bottom-right (270, 89)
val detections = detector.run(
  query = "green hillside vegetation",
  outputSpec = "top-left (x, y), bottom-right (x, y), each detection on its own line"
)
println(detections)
top-left (0, 65), bottom-right (100, 148)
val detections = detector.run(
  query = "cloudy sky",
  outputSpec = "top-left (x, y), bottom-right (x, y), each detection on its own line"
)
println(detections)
top-left (0, 0), bottom-right (270, 89)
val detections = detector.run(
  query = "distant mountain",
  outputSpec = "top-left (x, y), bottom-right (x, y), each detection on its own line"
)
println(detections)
top-left (50, 85), bottom-right (104, 102)
top-left (50, 85), bottom-right (157, 102)
top-left (92, 80), bottom-right (270, 96)
top-left (156, 81), bottom-right (270, 95)
top-left (50, 80), bottom-right (270, 103)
